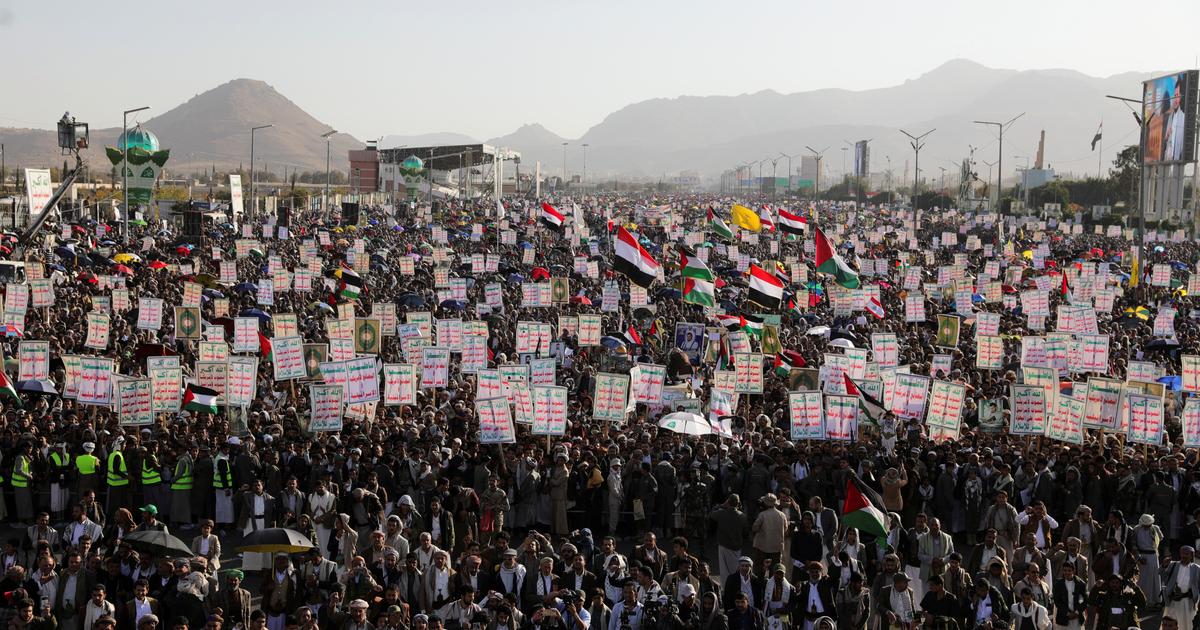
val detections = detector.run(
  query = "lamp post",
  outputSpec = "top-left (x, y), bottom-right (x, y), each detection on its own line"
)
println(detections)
top-left (1014, 155), bottom-right (1031, 209)
top-left (582, 143), bottom-right (589, 188)
top-left (804, 146), bottom-right (828, 199)
top-left (121, 106), bottom-right (150, 244)
top-left (779, 152), bottom-right (799, 196)
top-left (973, 113), bottom-right (1024, 212)
top-left (1107, 94), bottom-right (1151, 258)
top-left (769, 157), bottom-right (780, 200)
top-left (249, 124), bottom-right (273, 221)
top-left (898, 128), bottom-right (935, 199)
top-left (321, 129), bottom-right (336, 219)
top-left (561, 142), bottom-right (569, 190)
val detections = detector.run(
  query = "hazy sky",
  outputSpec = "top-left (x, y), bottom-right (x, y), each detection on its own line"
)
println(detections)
top-left (2, 0), bottom-right (1198, 141)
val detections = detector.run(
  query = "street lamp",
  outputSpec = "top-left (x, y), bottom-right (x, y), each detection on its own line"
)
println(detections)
top-left (250, 124), bottom-right (273, 221)
top-left (973, 113), bottom-right (1024, 211)
top-left (1014, 155), bottom-right (1031, 208)
top-left (121, 105), bottom-right (150, 244)
top-left (321, 129), bottom-right (336, 218)
top-left (779, 152), bottom-right (799, 196)
top-left (561, 142), bottom-right (569, 190)
top-left (769, 157), bottom-right (780, 200)
top-left (898, 129), bottom-right (935, 199)
top-left (582, 143), bottom-right (589, 187)
top-left (1107, 94), bottom-right (1150, 257)
top-left (804, 146), bottom-right (829, 199)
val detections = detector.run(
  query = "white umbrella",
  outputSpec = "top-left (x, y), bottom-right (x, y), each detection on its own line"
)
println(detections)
top-left (806, 325), bottom-right (831, 336)
top-left (657, 412), bottom-right (714, 436)
top-left (829, 338), bottom-right (856, 349)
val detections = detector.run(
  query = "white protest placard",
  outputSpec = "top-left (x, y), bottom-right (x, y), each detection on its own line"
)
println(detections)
top-left (18, 340), bottom-right (49, 381)
top-left (630, 363), bottom-right (666, 404)
top-left (733, 353), bottom-right (763, 393)
top-left (30, 279), bottom-right (53, 308)
top-left (478, 396), bottom-right (516, 443)
top-left (890, 373), bottom-right (930, 420)
top-left (150, 367), bottom-right (182, 413)
top-left (77, 357), bottom-right (114, 406)
top-left (1076, 334), bottom-right (1110, 374)
top-left (225, 357), bottom-right (258, 407)
top-left (1126, 392), bottom-right (1164, 445)
top-left (115, 378), bottom-right (153, 426)
top-left (871, 333), bottom-right (899, 368)
top-left (976, 312), bottom-right (1000, 337)
top-left (1082, 377), bottom-right (1122, 430)
top-left (234, 317), bottom-right (259, 353)
top-left (904, 295), bottom-right (926, 322)
top-left (308, 384), bottom-right (344, 432)
top-left (420, 347), bottom-right (451, 389)
top-left (824, 395), bottom-right (858, 441)
top-left (531, 386), bottom-right (569, 436)
top-left (85, 311), bottom-right (110, 350)
top-left (926, 380), bottom-right (966, 431)
top-left (271, 336), bottom-right (307, 381)
top-left (1184, 398), bottom-right (1200, 448)
top-left (198, 341), bottom-right (228, 362)
top-left (593, 372), bottom-right (630, 423)
top-left (383, 364), bottom-right (417, 406)
top-left (460, 335), bottom-right (488, 373)
top-left (1010, 384), bottom-right (1048, 435)
top-left (578, 314), bottom-right (602, 346)
top-left (789, 391), bottom-right (824, 440)
top-left (1047, 395), bottom-right (1085, 445)
top-left (975, 335), bottom-right (1004, 370)
top-left (530, 357), bottom-right (557, 387)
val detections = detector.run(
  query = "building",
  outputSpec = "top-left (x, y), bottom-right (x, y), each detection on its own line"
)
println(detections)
top-left (347, 148), bottom-right (379, 194)
top-left (799, 156), bottom-right (822, 191)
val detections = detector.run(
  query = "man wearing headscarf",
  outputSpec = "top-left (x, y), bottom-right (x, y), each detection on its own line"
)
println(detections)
top-left (1132, 513), bottom-right (1164, 602)
top-left (1162, 545), bottom-right (1200, 630)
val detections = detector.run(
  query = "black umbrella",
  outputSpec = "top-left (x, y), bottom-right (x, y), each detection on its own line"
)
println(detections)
top-left (125, 530), bottom-right (194, 558)
top-left (237, 528), bottom-right (315, 553)
top-left (16, 379), bottom-right (58, 395)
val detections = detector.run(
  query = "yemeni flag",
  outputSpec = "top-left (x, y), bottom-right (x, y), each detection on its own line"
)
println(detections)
top-left (747, 264), bottom-right (784, 309)
top-left (0, 371), bottom-right (22, 408)
top-left (613, 226), bottom-right (660, 288)
top-left (778, 208), bottom-right (808, 235)
top-left (1091, 121), bottom-right (1103, 151)
top-left (541, 202), bottom-right (566, 229)
top-left (679, 246), bottom-right (716, 307)
top-left (337, 265), bottom-right (363, 300)
top-left (183, 384), bottom-right (220, 415)
top-left (708, 207), bottom-right (734, 240)
top-left (844, 374), bottom-right (886, 426)
top-left (842, 475), bottom-right (890, 546)
top-left (864, 296), bottom-right (885, 319)
top-left (617, 324), bottom-right (642, 347)
top-left (813, 226), bottom-right (860, 289)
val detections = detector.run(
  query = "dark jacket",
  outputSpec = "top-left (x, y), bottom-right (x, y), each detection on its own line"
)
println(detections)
top-left (1051, 576), bottom-right (1088, 627)
top-left (721, 572), bottom-right (765, 611)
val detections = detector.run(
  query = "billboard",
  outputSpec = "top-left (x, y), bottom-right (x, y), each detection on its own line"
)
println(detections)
top-left (1143, 70), bottom-right (1198, 164)
top-left (854, 140), bottom-right (871, 177)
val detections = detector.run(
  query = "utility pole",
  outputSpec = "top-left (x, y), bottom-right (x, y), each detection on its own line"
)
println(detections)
top-left (250, 124), bottom-right (273, 222)
top-left (321, 129), bottom-right (336, 219)
top-left (582, 143), bottom-right (589, 189)
top-left (898, 128), bottom-right (935, 199)
top-left (561, 142), bottom-right (569, 191)
top-left (973, 113), bottom-right (1024, 212)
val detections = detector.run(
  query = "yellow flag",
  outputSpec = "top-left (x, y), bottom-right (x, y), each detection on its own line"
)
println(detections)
top-left (731, 204), bottom-right (762, 232)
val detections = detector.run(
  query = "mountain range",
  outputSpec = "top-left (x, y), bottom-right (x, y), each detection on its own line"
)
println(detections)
top-left (1, 60), bottom-right (1167, 182)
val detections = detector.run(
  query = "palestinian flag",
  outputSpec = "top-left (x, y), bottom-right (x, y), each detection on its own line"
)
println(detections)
top-left (0, 371), bottom-right (22, 407)
top-left (337, 265), bottom-right (363, 300)
top-left (747, 264), bottom-right (784, 310)
top-left (842, 475), bottom-right (890, 546)
top-left (713, 314), bottom-right (762, 337)
top-left (864, 296), bottom-right (885, 319)
top-left (679, 246), bottom-right (716, 307)
top-left (1061, 272), bottom-right (1069, 297)
top-left (758, 206), bottom-right (775, 232)
top-left (183, 384), bottom-right (220, 414)
top-left (814, 226), bottom-right (860, 289)
top-left (778, 208), bottom-right (808, 235)
top-left (708, 207), bottom-right (734, 240)
top-left (844, 374), bottom-right (887, 425)
top-left (258, 333), bottom-right (273, 361)
top-left (773, 350), bottom-right (805, 377)
top-left (613, 226), bottom-right (660, 288)
top-left (541, 202), bottom-right (566, 229)
top-left (787, 297), bottom-right (805, 317)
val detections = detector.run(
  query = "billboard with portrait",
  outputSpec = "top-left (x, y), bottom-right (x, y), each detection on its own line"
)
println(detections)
top-left (1143, 70), bottom-right (1198, 164)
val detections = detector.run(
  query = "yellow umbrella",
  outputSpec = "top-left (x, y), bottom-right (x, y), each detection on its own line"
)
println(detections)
top-left (113, 253), bottom-right (141, 264)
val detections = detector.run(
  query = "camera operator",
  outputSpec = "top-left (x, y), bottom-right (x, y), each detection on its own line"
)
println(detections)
top-left (607, 582), bottom-right (643, 630)
top-left (1086, 573), bottom-right (1146, 630)
top-left (557, 589), bottom-right (591, 630)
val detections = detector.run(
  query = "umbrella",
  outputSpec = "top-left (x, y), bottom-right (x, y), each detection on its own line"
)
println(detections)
top-left (133, 343), bottom-right (178, 363)
top-left (657, 412), bottom-right (714, 436)
top-left (531, 267), bottom-right (551, 281)
top-left (113, 264), bottom-right (134, 275)
top-left (600, 336), bottom-right (626, 350)
top-left (54, 246), bottom-right (77, 260)
top-left (237, 528), bottom-right (315, 554)
top-left (129, 219), bottom-right (148, 227)
top-left (829, 338), bottom-right (856, 349)
top-left (125, 530), bottom-right (195, 559)
top-left (148, 260), bottom-right (168, 270)
top-left (240, 308), bottom-right (272, 322)
top-left (249, 248), bottom-right (266, 258)
top-left (570, 295), bottom-right (592, 305)
top-left (113, 253), bottom-right (141, 264)
top-left (440, 299), bottom-right (467, 311)
top-left (633, 307), bottom-right (653, 320)
top-left (656, 288), bottom-right (682, 300)
top-left (16, 379), bottom-right (58, 395)
top-left (203, 289), bottom-right (225, 299)
top-left (233, 283), bottom-right (258, 293)
top-left (397, 293), bottom-right (426, 308)
top-left (175, 246), bottom-right (191, 256)
top-left (308, 301), bottom-right (335, 313)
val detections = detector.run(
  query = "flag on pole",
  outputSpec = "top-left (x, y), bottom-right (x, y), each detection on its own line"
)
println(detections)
top-left (864, 296), bottom-right (885, 319)
top-left (1091, 122), bottom-right (1103, 151)
top-left (495, 199), bottom-right (506, 220)
top-left (183, 384), bottom-right (220, 415)
top-left (842, 475), bottom-right (890, 546)
top-left (540, 202), bottom-right (566, 228)
top-left (336, 264), bottom-right (363, 300)
top-left (617, 324), bottom-right (642, 347)
top-left (778, 208), bottom-right (808, 235)
top-left (679, 246), bottom-right (716, 307)
top-left (813, 226), bottom-right (860, 289)
top-left (731, 204), bottom-right (762, 232)
top-left (747, 264), bottom-right (784, 309)
top-left (844, 373), bottom-right (886, 425)
top-left (708, 207), bottom-right (734, 240)
top-left (0, 371), bottom-right (22, 408)
top-left (758, 206), bottom-right (775, 232)
top-left (773, 350), bottom-right (805, 377)
top-left (613, 226), bottom-right (661, 288)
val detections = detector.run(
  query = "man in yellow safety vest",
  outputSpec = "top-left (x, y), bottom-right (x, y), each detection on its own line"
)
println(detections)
top-left (106, 437), bottom-right (132, 518)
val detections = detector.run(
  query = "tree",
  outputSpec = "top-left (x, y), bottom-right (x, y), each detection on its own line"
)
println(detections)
top-left (1028, 180), bottom-right (1071, 209)
top-left (1110, 145), bottom-right (1140, 207)
top-left (914, 191), bottom-right (954, 210)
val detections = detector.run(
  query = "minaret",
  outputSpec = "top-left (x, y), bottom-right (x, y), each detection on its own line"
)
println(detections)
top-left (1034, 130), bottom-right (1045, 169)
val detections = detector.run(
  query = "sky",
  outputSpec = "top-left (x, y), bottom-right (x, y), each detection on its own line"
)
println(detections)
top-left (2, 0), bottom-right (1199, 142)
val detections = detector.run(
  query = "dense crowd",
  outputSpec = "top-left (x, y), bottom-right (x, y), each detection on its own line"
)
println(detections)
top-left (0, 193), bottom-right (1196, 630)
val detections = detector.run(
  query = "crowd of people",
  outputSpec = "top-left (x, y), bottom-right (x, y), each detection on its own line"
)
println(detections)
top-left (0, 193), bottom-right (1196, 630)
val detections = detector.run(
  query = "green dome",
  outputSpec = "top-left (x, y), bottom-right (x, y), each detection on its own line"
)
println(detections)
top-left (401, 155), bottom-right (424, 170)
top-left (117, 126), bottom-right (160, 152)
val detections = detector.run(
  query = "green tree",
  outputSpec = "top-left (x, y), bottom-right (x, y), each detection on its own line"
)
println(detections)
top-left (1029, 180), bottom-right (1071, 209)
top-left (1110, 145), bottom-right (1139, 207)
